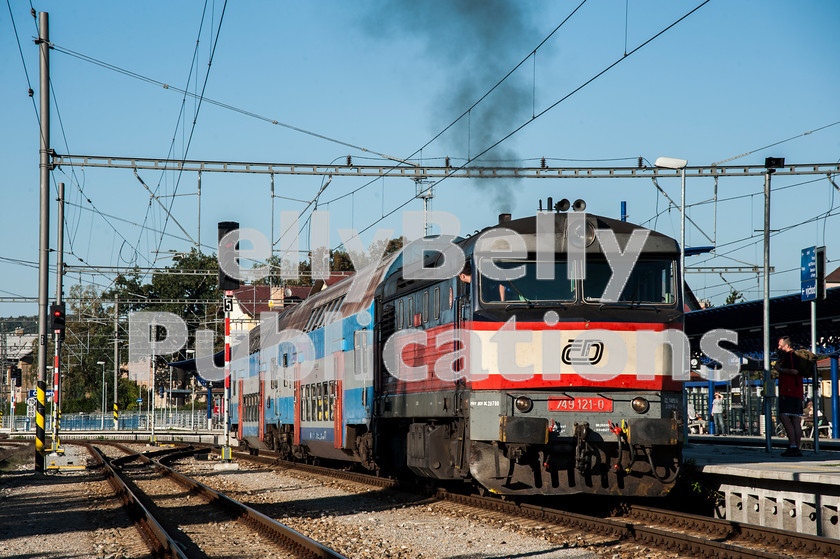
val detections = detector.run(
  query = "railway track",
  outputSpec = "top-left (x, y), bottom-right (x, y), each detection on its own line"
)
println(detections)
top-left (225, 446), bottom-right (840, 559)
top-left (86, 442), bottom-right (348, 559)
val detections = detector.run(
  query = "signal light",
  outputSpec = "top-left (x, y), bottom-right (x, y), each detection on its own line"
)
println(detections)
top-left (217, 221), bottom-right (240, 292)
top-left (11, 368), bottom-right (21, 387)
top-left (50, 302), bottom-right (66, 332)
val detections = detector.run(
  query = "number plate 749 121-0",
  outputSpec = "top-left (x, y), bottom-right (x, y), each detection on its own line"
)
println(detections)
top-left (548, 397), bottom-right (613, 412)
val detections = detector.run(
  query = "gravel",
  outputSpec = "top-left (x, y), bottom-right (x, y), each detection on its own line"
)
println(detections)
top-left (0, 443), bottom-right (684, 559)
top-left (175, 455), bottom-right (602, 559)
top-left (0, 444), bottom-right (150, 559)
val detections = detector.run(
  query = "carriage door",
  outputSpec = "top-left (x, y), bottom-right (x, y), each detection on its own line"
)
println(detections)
top-left (237, 379), bottom-right (244, 440)
top-left (259, 378), bottom-right (265, 442)
top-left (293, 361), bottom-right (301, 445)
top-left (333, 351), bottom-right (344, 449)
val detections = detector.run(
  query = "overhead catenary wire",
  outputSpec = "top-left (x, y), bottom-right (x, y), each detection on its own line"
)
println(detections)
top-left (150, 0), bottom-right (229, 268)
top-left (132, 0), bottom-right (214, 269)
top-left (331, 0), bottom-right (713, 252)
top-left (47, 41), bottom-right (416, 168)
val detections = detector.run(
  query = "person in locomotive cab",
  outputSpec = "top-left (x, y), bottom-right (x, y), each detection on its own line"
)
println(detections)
top-left (775, 336), bottom-right (808, 457)
top-left (458, 262), bottom-right (472, 284)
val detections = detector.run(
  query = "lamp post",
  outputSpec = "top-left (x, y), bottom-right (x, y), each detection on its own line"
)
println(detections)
top-left (654, 157), bottom-right (688, 309)
top-left (762, 157), bottom-right (785, 452)
top-left (96, 361), bottom-right (105, 430)
top-left (655, 157), bottom-right (688, 443)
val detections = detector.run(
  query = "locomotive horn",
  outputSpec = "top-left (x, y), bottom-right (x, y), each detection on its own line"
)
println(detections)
top-left (572, 199), bottom-right (586, 212)
top-left (555, 198), bottom-right (570, 212)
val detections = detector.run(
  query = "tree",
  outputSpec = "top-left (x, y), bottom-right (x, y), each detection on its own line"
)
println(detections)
top-left (104, 249), bottom-right (223, 400)
top-left (55, 284), bottom-right (117, 412)
top-left (725, 288), bottom-right (745, 305)
top-left (254, 237), bottom-right (404, 286)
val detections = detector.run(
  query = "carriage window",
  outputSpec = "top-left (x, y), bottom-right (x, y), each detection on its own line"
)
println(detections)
top-left (270, 358), bottom-right (278, 389)
top-left (354, 330), bottom-right (371, 377)
top-left (408, 298), bottom-right (414, 327)
top-left (323, 382), bottom-right (330, 421)
top-left (398, 300), bottom-right (403, 330)
top-left (316, 383), bottom-right (323, 421)
top-left (434, 287), bottom-right (440, 319)
top-left (583, 259), bottom-right (676, 304)
top-left (309, 385), bottom-right (315, 422)
top-left (423, 291), bottom-right (429, 323)
top-left (304, 385), bottom-right (310, 421)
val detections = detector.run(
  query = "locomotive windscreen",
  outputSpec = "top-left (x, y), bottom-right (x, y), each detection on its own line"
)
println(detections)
top-left (478, 260), bottom-right (576, 304)
top-left (583, 258), bottom-right (676, 304)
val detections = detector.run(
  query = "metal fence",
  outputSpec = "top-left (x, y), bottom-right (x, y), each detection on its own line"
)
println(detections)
top-left (0, 411), bottom-right (220, 432)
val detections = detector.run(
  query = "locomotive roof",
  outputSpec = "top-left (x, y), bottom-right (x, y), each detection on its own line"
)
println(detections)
top-left (458, 212), bottom-right (679, 256)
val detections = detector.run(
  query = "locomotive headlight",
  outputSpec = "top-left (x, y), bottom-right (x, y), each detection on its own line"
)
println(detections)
top-left (569, 221), bottom-right (597, 248)
top-left (514, 396), bottom-right (533, 413)
top-left (631, 397), bottom-right (650, 414)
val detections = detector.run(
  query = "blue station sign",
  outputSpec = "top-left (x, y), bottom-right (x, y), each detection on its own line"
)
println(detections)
top-left (801, 246), bottom-right (818, 301)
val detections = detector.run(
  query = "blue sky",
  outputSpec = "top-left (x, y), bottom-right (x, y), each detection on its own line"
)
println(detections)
top-left (2, 0), bottom-right (839, 317)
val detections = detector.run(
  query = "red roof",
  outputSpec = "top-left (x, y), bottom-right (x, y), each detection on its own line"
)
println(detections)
top-left (233, 285), bottom-right (272, 317)
top-left (232, 285), bottom-right (313, 317)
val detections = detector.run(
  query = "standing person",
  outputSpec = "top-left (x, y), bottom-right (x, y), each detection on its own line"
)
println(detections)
top-left (711, 393), bottom-right (726, 435)
top-left (775, 336), bottom-right (806, 457)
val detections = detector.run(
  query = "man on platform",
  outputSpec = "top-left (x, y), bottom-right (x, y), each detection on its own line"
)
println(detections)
top-left (775, 336), bottom-right (806, 457)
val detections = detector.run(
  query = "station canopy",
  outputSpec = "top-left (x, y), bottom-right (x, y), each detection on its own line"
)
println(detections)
top-left (685, 286), bottom-right (840, 359)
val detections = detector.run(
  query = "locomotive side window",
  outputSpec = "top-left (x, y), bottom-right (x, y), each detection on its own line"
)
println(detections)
top-left (408, 298), bottom-right (414, 327)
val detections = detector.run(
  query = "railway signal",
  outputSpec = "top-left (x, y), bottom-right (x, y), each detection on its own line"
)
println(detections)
top-left (50, 302), bottom-right (65, 334)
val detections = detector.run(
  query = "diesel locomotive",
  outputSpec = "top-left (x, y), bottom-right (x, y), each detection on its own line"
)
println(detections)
top-left (229, 207), bottom-right (684, 497)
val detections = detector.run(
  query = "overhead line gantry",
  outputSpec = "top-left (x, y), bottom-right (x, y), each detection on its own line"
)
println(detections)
top-left (52, 154), bottom-right (840, 180)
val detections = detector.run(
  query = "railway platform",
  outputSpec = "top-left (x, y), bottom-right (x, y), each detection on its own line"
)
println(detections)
top-left (685, 435), bottom-right (840, 538)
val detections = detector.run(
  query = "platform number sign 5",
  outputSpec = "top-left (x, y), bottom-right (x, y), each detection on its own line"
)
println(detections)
top-left (224, 296), bottom-right (234, 313)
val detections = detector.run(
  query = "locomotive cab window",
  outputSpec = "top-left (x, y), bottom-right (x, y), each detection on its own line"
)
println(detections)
top-left (479, 260), bottom-right (575, 304)
top-left (583, 258), bottom-right (676, 304)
